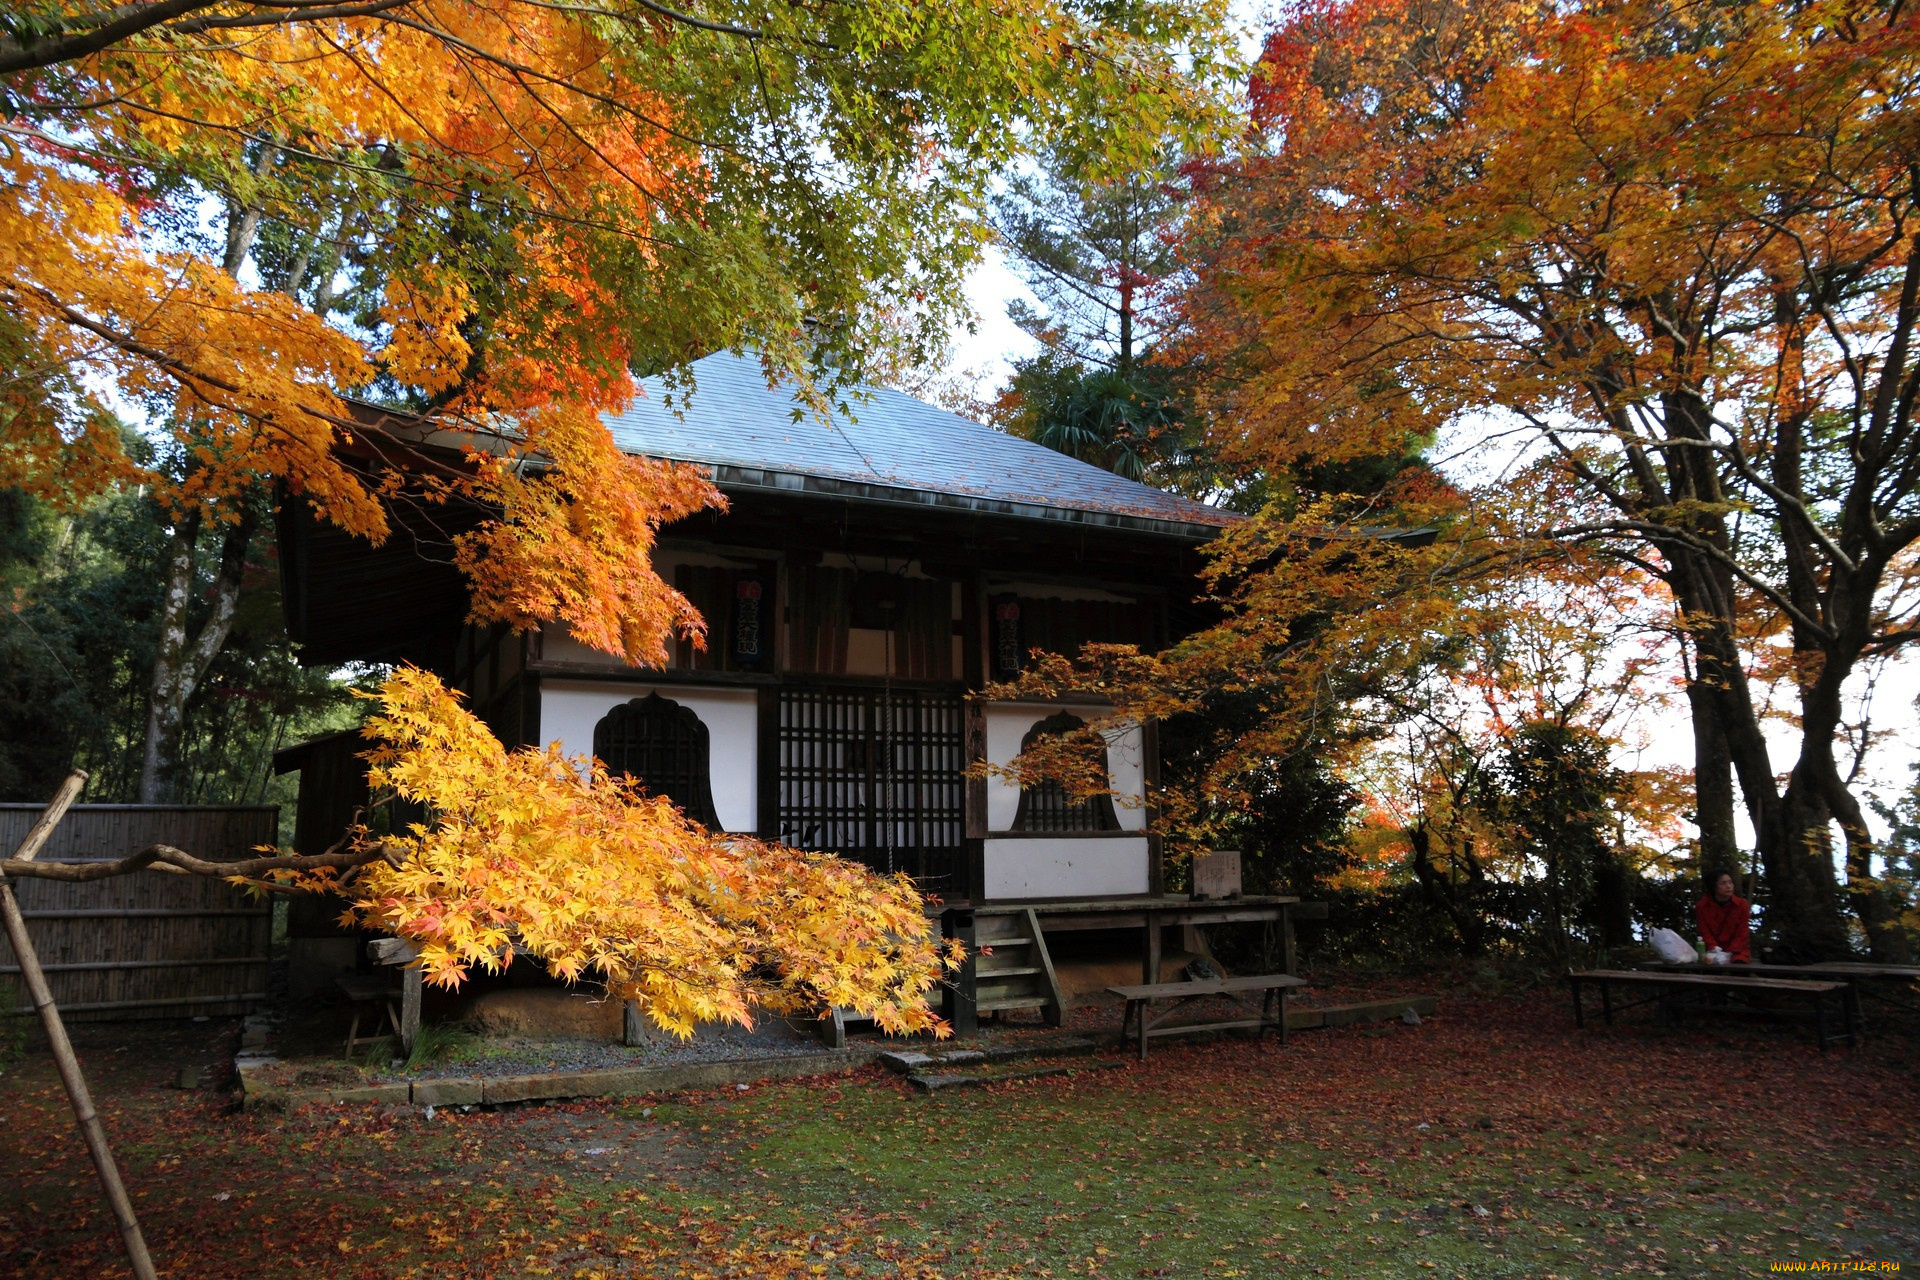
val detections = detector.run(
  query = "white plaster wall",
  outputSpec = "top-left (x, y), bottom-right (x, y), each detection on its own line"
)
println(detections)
top-left (983, 703), bottom-right (1145, 833)
top-left (538, 681), bottom-right (758, 832)
top-left (982, 836), bottom-right (1151, 899)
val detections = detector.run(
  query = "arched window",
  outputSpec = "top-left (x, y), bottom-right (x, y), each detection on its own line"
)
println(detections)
top-left (593, 694), bottom-right (722, 830)
top-left (1010, 712), bottom-right (1121, 833)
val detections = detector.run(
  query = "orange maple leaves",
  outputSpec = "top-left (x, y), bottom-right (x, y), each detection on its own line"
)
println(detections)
top-left (2, 0), bottom-right (713, 661)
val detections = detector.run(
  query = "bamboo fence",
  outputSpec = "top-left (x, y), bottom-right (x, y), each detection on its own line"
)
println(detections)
top-left (0, 805), bottom-right (277, 1020)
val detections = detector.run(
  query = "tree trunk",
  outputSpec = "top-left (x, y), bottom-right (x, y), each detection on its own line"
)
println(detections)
top-left (1640, 390), bottom-right (1840, 955)
top-left (139, 171), bottom-right (278, 805)
top-left (1834, 789), bottom-right (1912, 963)
top-left (1794, 652), bottom-right (1911, 962)
top-left (1673, 578), bottom-right (1849, 961)
top-left (137, 508), bottom-right (256, 803)
top-left (1685, 678), bottom-right (1738, 878)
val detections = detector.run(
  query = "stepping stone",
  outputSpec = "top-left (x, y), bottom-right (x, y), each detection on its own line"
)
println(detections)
top-left (905, 1059), bottom-right (1124, 1094)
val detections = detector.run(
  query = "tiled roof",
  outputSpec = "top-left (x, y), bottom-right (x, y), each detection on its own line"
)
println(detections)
top-left (603, 350), bottom-right (1234, 537)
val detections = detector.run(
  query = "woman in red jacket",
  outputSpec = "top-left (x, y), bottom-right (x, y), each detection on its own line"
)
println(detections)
top-left (1696, 870), bottom-right (1752, 962)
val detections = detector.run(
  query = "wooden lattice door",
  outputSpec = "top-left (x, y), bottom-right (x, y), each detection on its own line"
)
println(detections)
top-left (774, 684), bottom-right (965, 892)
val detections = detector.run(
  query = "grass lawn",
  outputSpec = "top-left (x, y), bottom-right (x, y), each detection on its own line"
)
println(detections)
top-left (0, 979), bottom-right (1914, 1279)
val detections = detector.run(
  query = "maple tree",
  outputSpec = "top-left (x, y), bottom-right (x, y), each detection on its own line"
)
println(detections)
top-left (4, 668), bottom-right (962, 1036)
top-left (1165, 0), bottom-right (1920, 959)
top-left (343, 669), bottom-right (959, 1037)
top-left (989, 459), bottom-right (1702, 963)
top-left (1, 0), bottom-right (1236, 802)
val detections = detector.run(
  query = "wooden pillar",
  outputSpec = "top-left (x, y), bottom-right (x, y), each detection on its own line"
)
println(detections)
top-left (369, 937), bottom-right (422, 1054)
top-left (943, 908), bottom-right (978, 1038)
top-left (962, 698), bottom-right (987, 904)
top-left (1141, 719), bottom-right (1164, 896)
top-left (399, 966), bottom-right (422, 1055)
top-left (756, 686), bottom-right (781, 841)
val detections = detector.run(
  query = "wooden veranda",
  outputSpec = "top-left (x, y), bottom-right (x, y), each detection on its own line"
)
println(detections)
top-left (937, 895), bottom-right (1323, 1037)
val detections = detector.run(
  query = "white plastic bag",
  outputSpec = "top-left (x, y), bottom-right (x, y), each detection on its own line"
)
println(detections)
top-left (1649, 926), bottom-right (1697, 964)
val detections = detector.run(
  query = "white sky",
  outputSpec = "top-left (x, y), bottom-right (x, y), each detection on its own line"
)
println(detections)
top-left (947, 246), bottom-right (1039, 399)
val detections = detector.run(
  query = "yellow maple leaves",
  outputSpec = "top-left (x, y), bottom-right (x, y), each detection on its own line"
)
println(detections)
top-left (325, 668), bottom-right (960, 1039)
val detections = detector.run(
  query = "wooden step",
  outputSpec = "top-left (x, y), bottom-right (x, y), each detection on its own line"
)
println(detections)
top-left (961, 908), bottom-right (1067, 1029)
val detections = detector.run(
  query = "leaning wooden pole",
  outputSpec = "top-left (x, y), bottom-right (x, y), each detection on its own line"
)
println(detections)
top-left (0, 771), bottom-right (159, 1280)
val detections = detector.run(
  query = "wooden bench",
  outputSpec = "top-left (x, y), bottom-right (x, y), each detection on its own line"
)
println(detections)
top-left (1804, 962), bottom-right (1920, 1018)
top-left (1568, 969), bottom-right (1857, 1050)
top-left (336, 973), bottom-right (403, 1057)
top-left (1107, 974), bottom-right (1309, 1062)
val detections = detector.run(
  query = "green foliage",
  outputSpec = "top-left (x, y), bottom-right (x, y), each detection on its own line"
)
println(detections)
top-left (0, 484), bottom-right (160, 800)
top-left (0, 485), bottom-right (365, 808)
top-left (1867, 764), bottom-right (1920, 949)
top-left (995, 347), bottom-right (1202, 487)
top-left (1299, 885), bottom-right (1487, 970)
top-left (1227, 752), bottom-right (1362, 899)
top-left (358, 1021), bottom-right (481, 1073)
top-left (1492, 721), bottom-right (1634, 959)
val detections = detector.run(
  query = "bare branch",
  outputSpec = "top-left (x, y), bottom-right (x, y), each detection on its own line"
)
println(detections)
top-left (0, 0), bottom-right (218, 76)
top-left (0, 841), bottom-right (394, 883)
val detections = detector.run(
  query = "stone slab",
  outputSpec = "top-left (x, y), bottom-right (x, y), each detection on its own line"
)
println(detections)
top-left (907, 1060), bottom-right (1122, 1094)
top-left (236, 1060), bottom-right (290, 1113)
top-left (411, 1077), bottom-right (483, 1107)
top-left (1301, 995), bottom-right (1438, 1029)
top-left (978, 1037), bottom-right (1097, 1065)
top-left (482, 1073), bottom-right (574, 1105)
top-left (326, 1082), bottom-right (411, 1105)
top-left (253, 1049), bottom-right (883, 1112)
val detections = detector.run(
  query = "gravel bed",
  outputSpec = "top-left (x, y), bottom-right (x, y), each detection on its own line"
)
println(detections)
top-left (352, 982), bottom-right (1409, 1083)
top-left (372, 1006), bottom-right (1142, 1082)
top-left (382, 1017), bottom-right (843, 1081)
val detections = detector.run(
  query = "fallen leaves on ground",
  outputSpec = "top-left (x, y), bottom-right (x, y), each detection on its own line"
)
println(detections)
top-left (0, 978), bottom-right (1914, 1278)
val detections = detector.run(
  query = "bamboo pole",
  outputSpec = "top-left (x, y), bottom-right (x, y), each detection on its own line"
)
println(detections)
top-left (0, 772), bottom-right (158, 1280)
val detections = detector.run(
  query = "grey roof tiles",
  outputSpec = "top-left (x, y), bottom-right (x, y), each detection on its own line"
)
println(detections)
top-left (603, 350), bottom-right (1232, 536)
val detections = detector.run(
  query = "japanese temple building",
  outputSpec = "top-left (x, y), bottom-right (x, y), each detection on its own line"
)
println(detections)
top-left (276, 349), bottom-right (1254, 1025)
